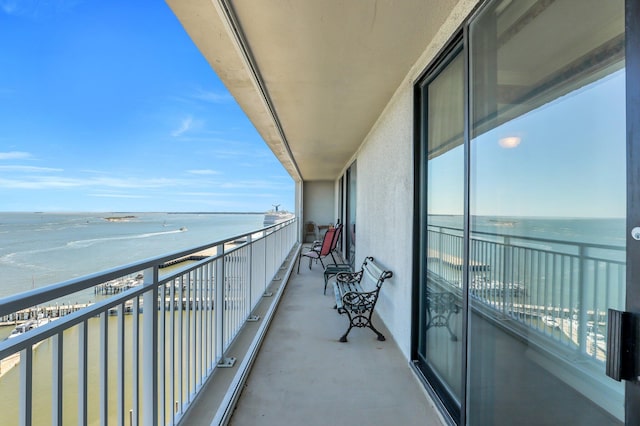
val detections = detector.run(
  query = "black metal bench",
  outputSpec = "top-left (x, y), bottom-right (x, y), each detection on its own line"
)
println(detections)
top-left (425, 290), bottom-right (460, 341)
top-left (332, 257), bottom-right (392, 342)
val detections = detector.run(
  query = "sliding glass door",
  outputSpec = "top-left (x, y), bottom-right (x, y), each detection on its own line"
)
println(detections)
top-left (414, 0), bottom-right (639, 424)
top-left (467, 1), bottom-right (625, 423)
top-left (415, 41), bottom-right (465, 420)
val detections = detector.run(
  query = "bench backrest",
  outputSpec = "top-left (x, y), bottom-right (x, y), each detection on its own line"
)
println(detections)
top-left (360, 256), bottom-right (393, 290)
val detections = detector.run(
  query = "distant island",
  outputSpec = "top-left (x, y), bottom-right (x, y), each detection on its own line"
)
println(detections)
top-left (104, 215), bottom-right (137, 222)
top-left (166, 212), bottom-right (262, 215)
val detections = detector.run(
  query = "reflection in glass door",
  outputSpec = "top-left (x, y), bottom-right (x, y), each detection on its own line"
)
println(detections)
top-left (468, 0), bottom-right (625, 424)
top-left (416, 44), bottom-right (465, 420)
top-left (346, 162), bottom-right (357, 266)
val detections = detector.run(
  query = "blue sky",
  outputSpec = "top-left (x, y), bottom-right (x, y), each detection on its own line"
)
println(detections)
top-left (0, 0), bottom-right (295, 213)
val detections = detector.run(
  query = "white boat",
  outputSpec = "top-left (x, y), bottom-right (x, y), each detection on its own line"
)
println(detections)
top-left (7, 316), bottom-right (58, 339)
top-left (541, 315), bottom-right (560, 329)
top-left (263, 205), bottom-right (294, 227)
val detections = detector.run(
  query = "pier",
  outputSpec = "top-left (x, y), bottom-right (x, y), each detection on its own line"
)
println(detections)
top-left (159, 255), bottom-right (208, 269)
top-left (428, 249), bottom-right (490, 271)
top-left (94, 274), bottom-right (143, 295)
top-left (0, 303), bottom-right (92, 327)
top-left (0, 294), bottom-right (221, 327)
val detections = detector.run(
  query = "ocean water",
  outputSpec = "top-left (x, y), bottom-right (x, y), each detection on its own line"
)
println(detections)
top-left (0, 212), bottom-right (264, 299)
top-left (0, 212), bottom-right (268, 424)
top-left (2, 213), bottom-right (626, 300)
top-left (429, 215), bottom-right (626, 248)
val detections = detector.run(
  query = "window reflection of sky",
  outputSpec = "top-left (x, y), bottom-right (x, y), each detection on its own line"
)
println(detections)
top-left (469, 68), bottom-right (626, 218)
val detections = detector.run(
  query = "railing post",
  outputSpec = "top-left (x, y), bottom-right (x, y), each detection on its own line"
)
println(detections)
top-left (117, 304), bottom-right (126, 426)
top-left (246, 235), bottom-right (259, 321)
top-left (52, 332), bottom-right (63, 426)
top-left (503, 236), bottom-right (511, 315)
top-left (578, 245), bottom-right (588, 355)
top-left (215, 243), bottom-right (224, 359)
top-left (215, 243), bottom-right (234, 367)
top-left (142, 266), bottom-right (158, 425)
top-left (99, 312), bottom-right (108, 426)
top-left (264, 230), bottom-right (275, 296)
top-left (78, 321), bottom-right (88, 426)
top-left (19, 347), bottom-right (33, 426)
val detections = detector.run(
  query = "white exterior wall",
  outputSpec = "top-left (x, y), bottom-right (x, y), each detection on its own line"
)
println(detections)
top-left (356, 87), bottom-right (415, 356)
top-left (350, 0), bottom-right (479, 359)
top-left (303, 181), bottom-right (336, 233)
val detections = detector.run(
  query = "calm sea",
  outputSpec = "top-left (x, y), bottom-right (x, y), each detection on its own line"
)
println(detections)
top-left (1, 213), bottom-right (626, 301)
top-left (430, 215), bottom-right (626, 248)
top-left (0, 212), bottom-right (270, 424)
top-left (0, 212), bottom-right (265, 299)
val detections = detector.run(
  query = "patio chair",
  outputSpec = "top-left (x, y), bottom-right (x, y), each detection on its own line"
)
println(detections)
top-left (319, 224), bottom-right (352, 293)
top-left (312, 221), bottom-right (342, 264)
top-left (304, 221), bottom-right (319, 242)
top-left (297, 226), bottom-right (337, 273)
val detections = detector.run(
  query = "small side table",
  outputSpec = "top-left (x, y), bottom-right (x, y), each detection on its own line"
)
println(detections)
top-left (324, 263), bottom-right (352, 294)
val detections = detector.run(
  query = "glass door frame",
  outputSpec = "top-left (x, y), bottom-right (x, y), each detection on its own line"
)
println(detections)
top-left (411, 32), bottom-right (466, 425)
top-left (345, 161), bottom-right (357, 266)
top-left (625, 0), bottom-right (640, 421)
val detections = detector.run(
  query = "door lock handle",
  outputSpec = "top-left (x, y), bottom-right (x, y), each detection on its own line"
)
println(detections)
top-left (606, 309), bottom-right (639, 382)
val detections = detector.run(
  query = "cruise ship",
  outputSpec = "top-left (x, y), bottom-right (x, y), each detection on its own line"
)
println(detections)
top-left (263, 204), bottom-right (294, 227)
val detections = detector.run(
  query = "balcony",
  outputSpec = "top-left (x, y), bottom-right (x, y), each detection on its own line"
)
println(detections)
top-left (1, 217), bottom-right (624, 425)
top-left (182, 250), bottom-right (441, 425)
top-left (0, 221), bottom-right (441, 425)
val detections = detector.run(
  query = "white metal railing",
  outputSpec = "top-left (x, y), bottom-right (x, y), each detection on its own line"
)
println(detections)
top-left (0, 218), bottom-right (297, 425)
top-left (427, 225), bottom-right (625, 363)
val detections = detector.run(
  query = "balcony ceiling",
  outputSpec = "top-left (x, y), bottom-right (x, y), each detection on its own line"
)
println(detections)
top-left (166, 0), bottom-right (458, 182)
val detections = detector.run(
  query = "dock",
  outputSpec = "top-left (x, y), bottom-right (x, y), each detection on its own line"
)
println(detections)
top-left (0, 303), bottom-right (92, 327)
top-left (94, 274), bottom-right (144, 295)
top-left (428, 249), bottom-right (490, 271)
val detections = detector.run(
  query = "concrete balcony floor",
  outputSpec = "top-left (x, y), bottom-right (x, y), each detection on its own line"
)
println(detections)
top-left (183, 248), bottom-right (444, 426)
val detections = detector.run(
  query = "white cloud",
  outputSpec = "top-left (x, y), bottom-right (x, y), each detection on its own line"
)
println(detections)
top-left (192, 89), bottom-right (232, 104)
top-left (0, 175), bottom-right (186, 190)
top-left (89, 176), bottom-right (184, 189)
top-left (187, 169), bottom-right (221, 175)
top-left (171, 116), bottom-right (194, 137)
top-left (0, 165), bottom-right (62, 172)
top-left (88, 193), bottom-right (152, 199)
top-left (0, 151), bottom-right (32, 160)
top-left (219, 179), bottom-right (290, 190)
top-left (0, 176), bottom-right (84, 189)
top-left (179, 192), bottom-right (229, 197)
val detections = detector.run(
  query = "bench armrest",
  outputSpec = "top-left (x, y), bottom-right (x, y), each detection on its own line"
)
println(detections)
top-left (342, 290), bottom-right (378, 312)
top-left (336, 270), bottom-right (363, 284)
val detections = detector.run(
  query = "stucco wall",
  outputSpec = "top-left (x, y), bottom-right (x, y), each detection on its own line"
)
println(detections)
top-left (351, 0), bottom-right (479, 359)
top-left (356, 86), bottom-right (415, 355)
top-left (303, 181), bottom-right (336, 241)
